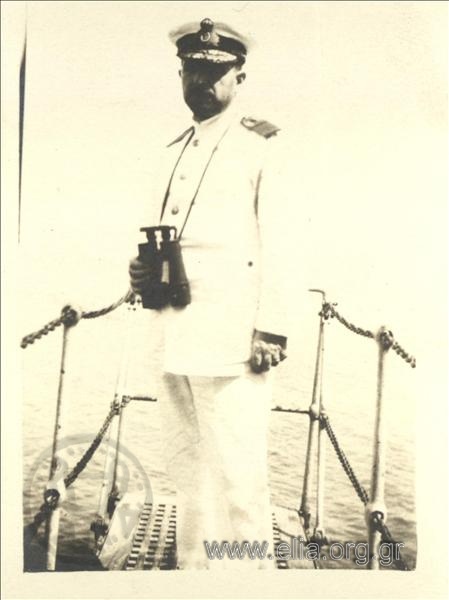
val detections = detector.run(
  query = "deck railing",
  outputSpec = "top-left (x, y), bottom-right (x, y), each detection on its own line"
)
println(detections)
top-left (22, 289), bottom-right (415, 571)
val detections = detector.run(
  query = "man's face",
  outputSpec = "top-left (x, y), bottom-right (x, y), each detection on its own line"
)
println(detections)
top-left (180, 60), bottom-right (244, 121)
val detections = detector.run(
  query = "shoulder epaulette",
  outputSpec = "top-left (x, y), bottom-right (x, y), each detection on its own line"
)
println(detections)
top-left (240, 117), bottom-right (280, 139)
top-left (167, 126), bottom-right (194, 148)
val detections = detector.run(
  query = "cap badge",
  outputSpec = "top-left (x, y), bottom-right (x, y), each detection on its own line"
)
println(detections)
top-left (199, 18), bottom-right (215, 44)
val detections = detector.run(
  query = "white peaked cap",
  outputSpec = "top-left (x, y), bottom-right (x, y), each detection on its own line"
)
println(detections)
top-left (168, 17), bottom-right (254, 64)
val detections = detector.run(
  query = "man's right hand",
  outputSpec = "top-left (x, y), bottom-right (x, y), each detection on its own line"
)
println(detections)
top-left (129, 256), bottom-right (152, 295)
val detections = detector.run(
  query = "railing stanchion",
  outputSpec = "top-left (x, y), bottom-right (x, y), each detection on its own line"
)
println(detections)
top-left (45, 306), bottom-right (81, 571)
top-left (367, 326), bottom-right (390, 569)
top-left (92, 303), bottom-right (136, 548)
top-left (299, 289), bottom-right (326, 538)
top-left (314, 402), bottom-right (327, 544)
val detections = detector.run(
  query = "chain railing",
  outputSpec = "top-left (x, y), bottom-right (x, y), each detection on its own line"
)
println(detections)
top-left (320, 302), bottom-right (416, 368)
top-left (300, 292), bottom-right (415, 570)
top-left (320, 413), bottom-right (369, 505)
top-left (370, 513), bottom-right (410, 571)
top-left (319, 412), bottom-right (409, 570)
top-left (22, 289), bottom-right (415, 571)
top-left (22, 289), bottom-right (137, 569)
top-left (21, 290), bottom-right (135, 348)
top-left (23, 396), bottom-right (130, 548)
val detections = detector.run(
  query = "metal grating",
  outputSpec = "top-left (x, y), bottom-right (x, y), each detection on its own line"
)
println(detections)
top-left (125, 499), bottom-right (312, 570)
top-left (272, 512), bottom-right (288, 569)
top-left (125, 501), bottom-right (177, 571)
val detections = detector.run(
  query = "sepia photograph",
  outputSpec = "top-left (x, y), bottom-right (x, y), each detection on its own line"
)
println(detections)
top-left (2, 1), bottom-right (448, 598)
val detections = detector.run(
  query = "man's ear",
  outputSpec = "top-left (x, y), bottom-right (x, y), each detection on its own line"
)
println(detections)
top-left (178, 69), bottom-right (182, 78)
top-left (236, 71), bottom-right (246, 85)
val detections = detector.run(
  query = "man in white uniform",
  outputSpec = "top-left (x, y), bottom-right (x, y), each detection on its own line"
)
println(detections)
top-left (129, 18), bottom-right (295, 569)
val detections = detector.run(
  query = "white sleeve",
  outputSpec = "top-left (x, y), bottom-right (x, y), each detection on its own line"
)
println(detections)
top-left (254, 132), bottom-right (307, 343)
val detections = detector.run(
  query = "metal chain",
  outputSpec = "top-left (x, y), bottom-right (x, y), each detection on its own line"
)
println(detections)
top-left (21, 315), bottom-right (65, 348)
top-left (320, 302), bottom-right (416, 368)
top-left (24, 396), bottom-right (130, 546)
top-left (23, 500), bottom-right (56, 548)
top-left (322, 413), bottom-right (410, 571)
top-left (391, 340), bottom-right (416, 368)
top-left (21, 290), bottom-right (135, 349)
top-left (64, 396), bottom-right (129, 487)
top-left (320, 413), bottom-right (370, 505)
top-left (320, 302), bottom-right (374, 339)
top-left (371, 512), bottom-right (410, 571)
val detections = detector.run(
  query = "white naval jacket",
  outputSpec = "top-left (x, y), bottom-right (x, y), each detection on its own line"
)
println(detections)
top-left (145, 108), bottom-right (297, 376)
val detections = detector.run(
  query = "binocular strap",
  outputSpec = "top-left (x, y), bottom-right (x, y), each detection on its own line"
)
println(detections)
top-left (160, 125), bottom-right (232, 240)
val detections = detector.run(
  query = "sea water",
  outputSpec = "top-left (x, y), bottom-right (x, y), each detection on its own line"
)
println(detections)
top-left (22, 305), bottom-right (416, 570)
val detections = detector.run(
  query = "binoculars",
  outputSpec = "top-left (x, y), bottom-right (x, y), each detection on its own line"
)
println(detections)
top-left (137, 226), bottom-right (191, 309)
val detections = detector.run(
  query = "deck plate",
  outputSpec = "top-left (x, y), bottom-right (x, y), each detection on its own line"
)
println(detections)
top-left (100, 494), bottom-right (315, 570)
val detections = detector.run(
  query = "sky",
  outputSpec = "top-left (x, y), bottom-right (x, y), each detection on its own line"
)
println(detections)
top-left (8, 0), bottom-right (445, 377)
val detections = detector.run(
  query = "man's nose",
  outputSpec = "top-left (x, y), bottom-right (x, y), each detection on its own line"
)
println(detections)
top-left (190, 70), bottom-right (212, 86)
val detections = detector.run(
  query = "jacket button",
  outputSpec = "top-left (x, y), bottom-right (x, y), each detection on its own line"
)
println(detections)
top-left (171, 206), bottom-right (179, 215)
top-left (179, 174), bottom-right (186, 180)
top-left (192, 139), bottom-right (199, 147)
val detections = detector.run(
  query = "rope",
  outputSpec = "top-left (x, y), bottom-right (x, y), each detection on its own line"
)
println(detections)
top-left (320, 302), bottom-right (416, 368)
top-left (321, 413), bottom-right (410, 571)
top-left (24, 396), bottom-right (130, 546)
top-left (21, 290), bottom-right (135, 348)
top-left (81, 290), bottom-right (134, 319)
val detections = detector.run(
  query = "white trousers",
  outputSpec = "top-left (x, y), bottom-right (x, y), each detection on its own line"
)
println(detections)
top-left (159, 369), bottom-right (275, 570)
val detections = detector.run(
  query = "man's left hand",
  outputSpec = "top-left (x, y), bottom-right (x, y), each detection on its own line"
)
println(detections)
top-left (250, 340), bottom-right (287, 373)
